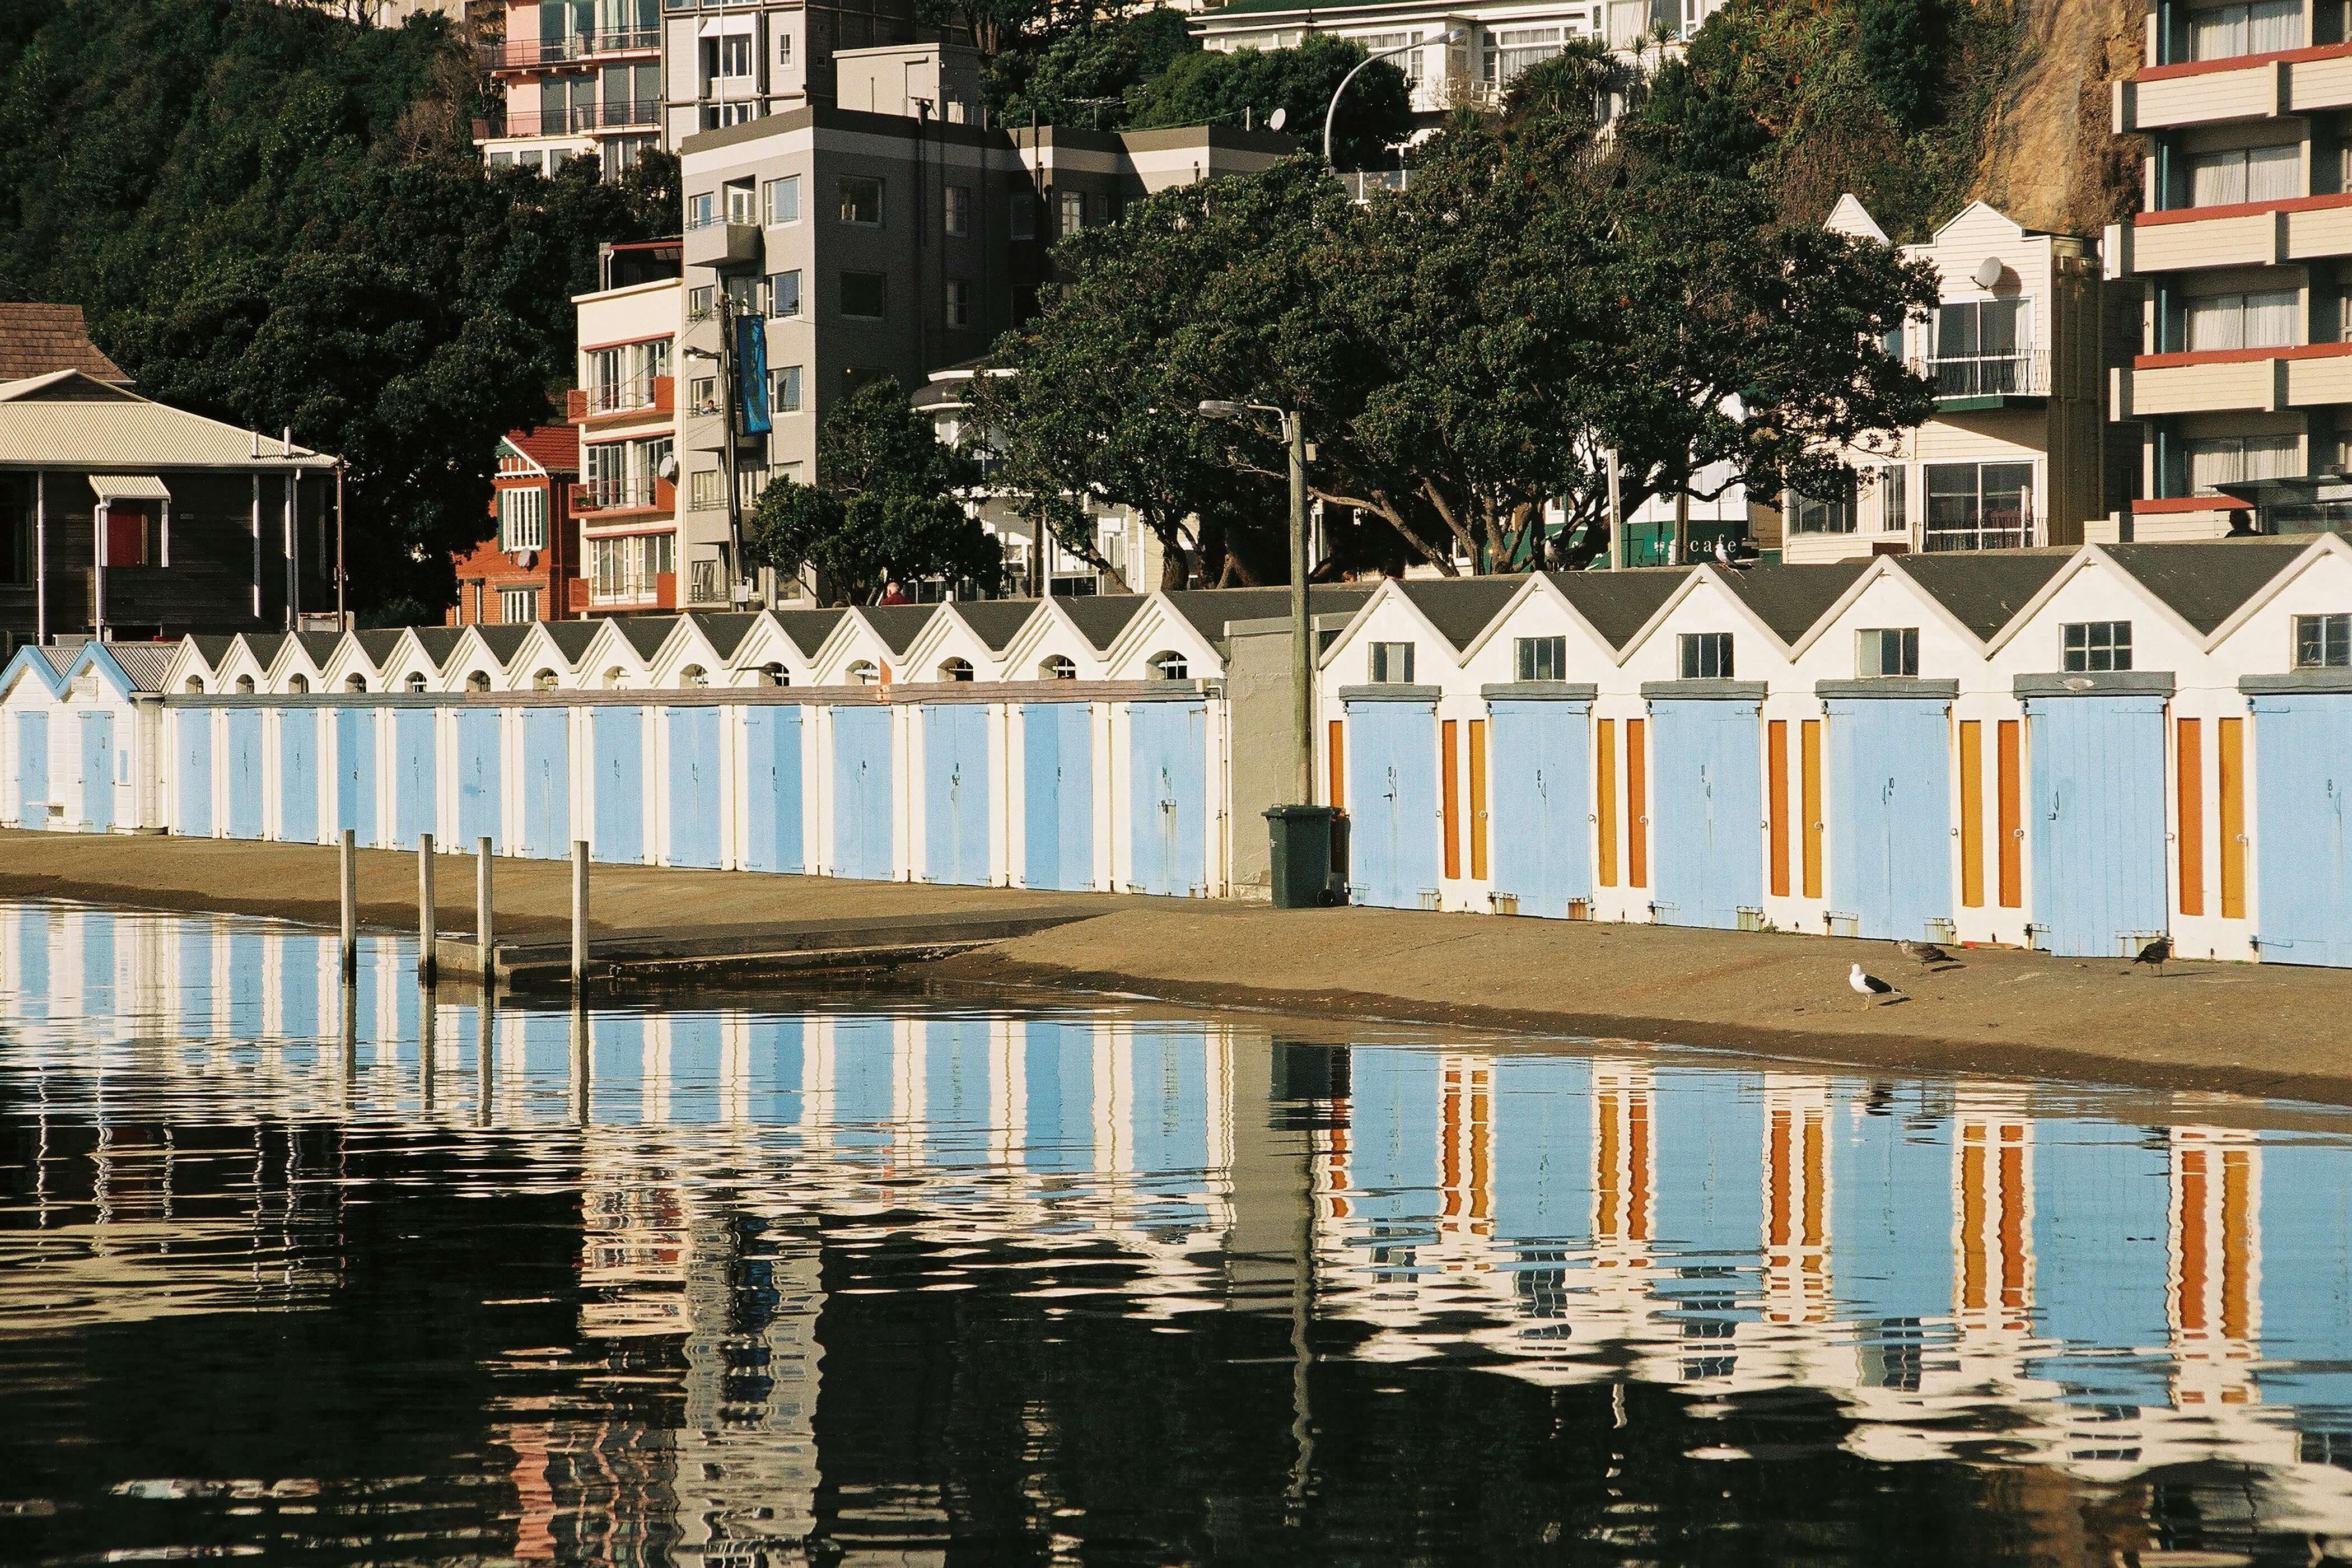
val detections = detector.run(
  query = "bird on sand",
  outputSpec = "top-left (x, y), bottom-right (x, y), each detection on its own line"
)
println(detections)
top-left (1850, 963), bottom-right (1906, 1003)
top-left (1894, 939), bottom-right (1957, 968)
top-left (2130, 935), bottom-right (2172, 974)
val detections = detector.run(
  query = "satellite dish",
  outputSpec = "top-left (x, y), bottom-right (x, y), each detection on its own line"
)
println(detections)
top-left (1972, 255), bottom-right (2005, 290)
top-left (1268, 106), bottom-right (1287, 131)
top-left (517, 548), bottom-right (536, 569)
top-left (657, 452), bottom-right (680, 482)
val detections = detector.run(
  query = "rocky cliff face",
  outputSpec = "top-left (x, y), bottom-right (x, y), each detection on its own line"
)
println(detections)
top-left (1970, 0), bottom-right (2146, 236)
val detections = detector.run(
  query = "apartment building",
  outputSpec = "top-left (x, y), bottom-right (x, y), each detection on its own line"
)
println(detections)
top-left (1192, 0), bottom-right (1723, 115)
top-left (480, 0), bottom-right (665, 175)
top-left (449, 426), bottom-right (580, 624)
top-left (574, 239), bottom-right (684, 612)
top-left (1786, 197), bottom-right (2109, 562)
top-left (674, 54), bottom-right (1291, 600)
top-left (2107, 0), bottom-right (2352, 539)
top-left (661, 0), bottom-right (932, 147)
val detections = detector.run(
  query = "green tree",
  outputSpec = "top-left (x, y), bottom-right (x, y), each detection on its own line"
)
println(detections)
top-left (987, 7), bottom-right (1195, 129)
top-left (1856, 0), bottom-right (1944, 129)
top-left (1130, 35), bottom-right (1411, 169)
top-left (745, 379), bottom-right (998, 605)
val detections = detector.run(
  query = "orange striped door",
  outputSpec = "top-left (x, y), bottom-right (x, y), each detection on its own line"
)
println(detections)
top-left (1800, 719), bottom-right (1823, 900)
top-left (1626, 717), bottom-right (1649, 890)
top-left (1468, 719), bottom-right (1488, 880)
top-left (2219, 716), bottom-right (2247, 918)
top-left (1768, 720), bottom-right (1791, 898)
top-left (1996, 720), bottom-right (2022, 909)
top-left (1328, 720), bottom-right (1345, 812)
top-left (1441, 720), bottom-right (1461, 880)
top-left (2177, 717), bottom-right (2205, 917)
top-left (1597, 717), bottom-right (1618, 888)
top-left (1959, 720), bottom-right (1985, 909)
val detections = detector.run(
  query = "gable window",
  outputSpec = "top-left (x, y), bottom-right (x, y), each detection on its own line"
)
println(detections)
top-left (499, 486), bottom-right (548, 552)
top-left (1149, 650), bottom-right (1189, 680)
top-left (1041, 655), bottom-right (1077, 680)
top-left (2295, 613), bottom-right (2351, 668)
top-left (767, 269), bottom-right (802, 318)
top-left (761, 662), bottom-right (789, 687)
top-left (847, 659), bottom-right (879, 684)
top-left (841, 270), bottom-right (887, 320)
top-left (344, 675), bottom-right (366, 692)
top-left (1679, 632), bottom-right (1733, 680)
top-left (2062, 620), bottom-right (2132, 673)
top-left (1515, 636), bottom-right (1566, 682)
top-left (839, 175), bottom-right (883, 226)
top-left (466, 671), bottom-right (492, 693)
top-left (763, 174), bottom-right (801, 226)
top-left (533, 668), bottom-right (558, 690)
top-left (288, 674), bottom-right (311, 693)
top-left (1368, 642), bottom-right (1415, 683)
top-left (406, 673), bottom-right (428, 693)
top-left (1858, 627), bottom-right (1919, 678)
top-left (939, 657), bottom-right (975, 682)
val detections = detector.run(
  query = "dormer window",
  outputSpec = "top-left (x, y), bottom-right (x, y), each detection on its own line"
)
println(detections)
top-left (533, 669), bottom-right (558, 690)
top-left (1368, 642), bottom-right (1415, 684)
top-left (1858, 628), bottom-right (1919, 678)
top-left (184, 678), bottom-right (204, 693)
top-left (681, 664), bottom-right (708, 688)
top-left (466, 671), bottom-right (492, 693)
top-left (346, 675), bottom-right (367, 692)
top-left (235, 675), bottom-right (256, 693)
top-left (288, 674), bottom-right (310, 693)
top-left (1679, 633), bottom-right (1733, 680)
top-left (406, 673), bottom-right (428, 693)
top-left (939, 657), bottom-right (974, 683)
top-left (761, 662), bottom-right (789, 687)
top-left (1149, 650), bottom-right (1188, 681)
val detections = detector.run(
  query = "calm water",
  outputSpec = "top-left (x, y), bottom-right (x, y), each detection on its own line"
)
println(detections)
top-left (6, 904), bottom-right (2352, 1565)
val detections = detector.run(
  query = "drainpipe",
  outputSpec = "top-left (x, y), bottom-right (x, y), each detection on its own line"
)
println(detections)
top-left (250, 472), bottom-right (262, 620)
top-left (32, 471), bottom-right (44, 646)
top-left (92, 498), bottom-right (105, 640)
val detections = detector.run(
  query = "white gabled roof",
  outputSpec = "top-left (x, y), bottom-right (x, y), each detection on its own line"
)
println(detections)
top-left (1824, 193), bottom-right (1889, 245)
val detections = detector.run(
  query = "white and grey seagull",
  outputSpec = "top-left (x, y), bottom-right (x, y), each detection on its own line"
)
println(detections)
top-left (1850, 963), bottom-right (1905, 1004)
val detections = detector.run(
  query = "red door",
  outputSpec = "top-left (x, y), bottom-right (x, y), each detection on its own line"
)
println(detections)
top-left (104, 504), bottom-right (146, 566)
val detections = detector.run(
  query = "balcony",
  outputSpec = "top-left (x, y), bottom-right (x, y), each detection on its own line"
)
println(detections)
top-left (684, 216), bottom-right (762, 268)
top-left (567, 375), bottom-right (674, 423)
top-left (2117, 193), bottom-right (2352, 276)
top-left (1924, 508), bottom-right (2036, 553)
top-left (1341, 170), bottom-right (1409, 204)
top-left (1917, 349), bottom-right (2049, 408)
top-left (491, 98), bottom-right (661, 138)
top-left (482, 30), bottom-right (660, 71)
top-left (2122, 44), bottom-right (2352, 133)
top-left (2113, 341), bottom-right (2352, 416)
top-left (572, 477), bottom-right (676, 517)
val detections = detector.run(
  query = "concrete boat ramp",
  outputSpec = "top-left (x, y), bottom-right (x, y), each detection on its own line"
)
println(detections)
top-left (431, 906), bottom-right (1104, 993)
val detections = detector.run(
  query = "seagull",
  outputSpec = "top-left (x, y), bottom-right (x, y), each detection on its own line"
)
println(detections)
top-left (1712, 536), bottom-right (1753, 571)
top-left (1894, 939), bottom-right (1957, 968)
top-left (1850, 963), bottom-right (1905, 1003)
top-left (2130, 935), bottom-right (2172, 974)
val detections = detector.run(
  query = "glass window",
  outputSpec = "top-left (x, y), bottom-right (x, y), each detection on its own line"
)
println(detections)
top-left (2295, 613), bottom-right (2352, 667)
top-left (945, 278), bottom-right (970, 329)
top-left (1858, 627), bottom-right (1919, 678)
top-left (498, 486), bottom-right (548, 552)
top-left (1011, 191), bottom-right (1035, 241)
top-left (1368, 642), bottom-right (1416, 683)
top-left (773, 363), bottom-right (802, 413)
top-left (687, 284), bottom-right (713, 321)
top-left (1679, 632), bottom-right (1733, 680)
top-left (1058, 189), bottom-right (1084, 237)
top-left (2186, 288), bottom-right (2299, 351)
top-left (724, 272), bottom-right (757, 311)
top-left (1150, 650), bottom-right (1190, 680)
top-left (687, 190), bottom-right (717, 229)
top-left (2188, 142), bottom-right (2301, 207)
top-left (767, 269), bottom-right (802, 318)
top-left (689, 468), bottom-right (722, 510)
top-left (2185, 433), bottom-right (2299, 491)
top-left (2062, 620), bottom-right (2133, 673)
top-left (1881, 465), bottom-right (1907, 533)
top-left (1933, 299), bottom-right (2032, 395)
top-left (839, 175), bottom-right (883, 226)
top-left (1924, 462), bottom-right (2036, 551)
top-left (500, 588), bottom-right (540, 623)
top-left (2190, 0), bottom-right (2303, 59)
top-left (763, 174), bottom-right (801, 225)
top-left (841, 270), bottom-right (886, 319)
top-left (688, 375), bottom-right (717, 414)
top-left (945, 184), bottom-right (971, 236)
top-left (1791, 473), bottom-right (1855, 534)
top-left (1515, 636), bottom-right (1566, 681)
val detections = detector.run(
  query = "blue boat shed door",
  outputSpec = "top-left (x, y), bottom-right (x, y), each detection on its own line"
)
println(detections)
top-left (279, 710), bottom-right (319, 844)
top-left (2027, 693), bottom-right (2169, 956)
top-left (832, 705), bottom-right (894, 881)
top-left (225, 708), bottom-right (265, 840)
top-left (14, 712), bottom-right (48, 827)
top-left (925, 703), bottom-right (990, 886)
top-left (393, 708), bottom-right (437, 850)
top-left (1487, 694), bottom-right (1592, 917)
top-left (592, 706), bottom-right (646, 865)
top-left (665, 706), bottom-right (722, 869)
top-left (1343, 694), bottom-right (1440, 909)
top-left (1127, 699), bottom-right (1207, 897)
top-left (520, 708), bottom-right (570, 860)
top-left (335, 707), bottom-right (377, 848)
top-left (79, 711), bottom-right (114, 833)
top-left (178, 710), bottom-right (213, 837)
top-left (743, 705), bottom-right (804, 873)
top-left (2253, 692), bottom-right (2352, 967)
top-left (1023, 702), bottom-right (1092, 891)
top-left (1825, 695), bottom-right (1953, 941)
top-left (455, 708), bottom-right (501, 852)
top-left (1648, 696), bottom-right (1764, 930)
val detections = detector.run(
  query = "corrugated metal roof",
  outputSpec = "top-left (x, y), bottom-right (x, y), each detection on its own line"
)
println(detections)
top-left (956, 598), bottom-right (1040, 651)
top-left (1162, 584), bottom-right (1378, 645)
top-left (89, 473), bottom-right (171, 501)
top-left (39, 646), bottom-right (72, 675)
top-left (864, 604), bottom-right (939, 655)
top-left (1059, 595), bottom-right (1147, 651)
top-left (107, 641), bottom-right (175, 692)
top-left (0, 372), bottom-right (335, 470)
top-left (1714, 561), bottom-right (1871, 643)
top-left (1396, 576), bottom-right (1527, 650)
top-left (1544, 568), bottom-right (1692, 651)
top-left (615, 616), bottom-right (677, 660)
top-left (1891, 553), bottom-right (2070, 642)
top-left (2102, 541), bottom-right (2309, 635)
top-left (773, 608), bottom-right (844, 657)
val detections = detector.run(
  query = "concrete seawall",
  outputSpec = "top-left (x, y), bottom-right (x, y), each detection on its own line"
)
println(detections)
top-left (5, 828), bottom-right (2350, 1104)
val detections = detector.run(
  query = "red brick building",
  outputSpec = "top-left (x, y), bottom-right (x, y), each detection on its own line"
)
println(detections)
top-left (449, 426), bottom-right (578, 625)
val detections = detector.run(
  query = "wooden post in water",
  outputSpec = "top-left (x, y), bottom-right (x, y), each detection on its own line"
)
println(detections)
top-left (339, 828), bottom-right (357, 978)
top-left (476, 836), bottom-right (495, 991)
top-left (417, 833), bottom-right (436, 982)
top-left (570, 839), bottom-right (589, 991)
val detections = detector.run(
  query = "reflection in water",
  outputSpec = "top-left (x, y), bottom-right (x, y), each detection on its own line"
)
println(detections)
top-left (6, 902), bottom-right (2352, 1564)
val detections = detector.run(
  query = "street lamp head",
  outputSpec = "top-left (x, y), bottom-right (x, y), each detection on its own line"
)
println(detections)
top-left (1442, 26), bottom-right (1466, 41)
top-left (1198, 400), bottom-right (1250, 421)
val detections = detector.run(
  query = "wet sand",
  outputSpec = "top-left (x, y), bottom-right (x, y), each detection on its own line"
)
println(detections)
top-left (6, 827), bottom-right (2349, 1104)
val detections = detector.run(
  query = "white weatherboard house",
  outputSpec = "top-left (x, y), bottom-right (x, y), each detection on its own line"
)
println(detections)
top-left (13, 553), bottom-right (2352, 967)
